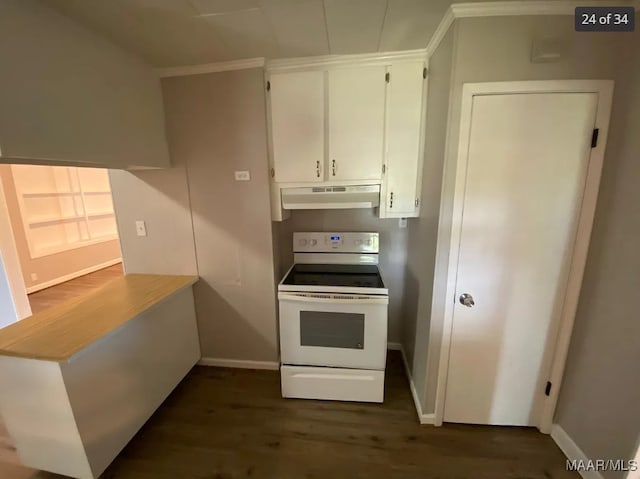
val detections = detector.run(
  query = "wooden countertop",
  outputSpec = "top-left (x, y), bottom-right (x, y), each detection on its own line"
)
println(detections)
top-left (0, 274), bottom-right (198, 362)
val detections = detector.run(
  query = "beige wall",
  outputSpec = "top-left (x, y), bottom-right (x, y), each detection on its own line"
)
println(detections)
top-left (0, 0), bottom-right (169, 169)
top-left (402, 26), bottom-right (456, 410)
top-left (113, 69), bottom-right (278, 362)
top-left (275, 209), bottom-right (408, 343)
top-left (162, 69), bottom-right (278, 362)
top-left (419, 15), bottom-right (626, 414)
top-left (555, 23), bottom-right (640, 478)
top-left (0, 165), bottom-right (121, 292)
top-left (109, 168), bottom-right (197, 276)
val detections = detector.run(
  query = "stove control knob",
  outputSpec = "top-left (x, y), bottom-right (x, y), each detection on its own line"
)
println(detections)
top-left (310, 239), bottom-right (317, 246)
top-left (355, 240), bottom-right (362, 245)
top-left (366, 239), bottom-right (372, 246)
top-left (299, 239), bottom-right (308, 246)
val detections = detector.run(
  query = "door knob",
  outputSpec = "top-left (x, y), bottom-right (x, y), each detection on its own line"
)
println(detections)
top-left (459, 293), bottom-right (475, 307)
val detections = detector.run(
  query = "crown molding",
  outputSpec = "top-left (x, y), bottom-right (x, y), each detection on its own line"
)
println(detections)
top-left (265, 49), bottom-right (428, 73)
top-left (157, 57), bottom-right (265, 78)
top-left (451, 0), bottom-right (636, 17)
top-left (425, 8), bottom-right (456, 58)
top-left (425, 0), bottom-right (638, 62)
top-left (155, 0), bottom-right (637, 77)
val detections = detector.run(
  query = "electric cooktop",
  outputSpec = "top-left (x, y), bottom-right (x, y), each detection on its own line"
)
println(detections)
top-left (281, 263), bottom-right (385, 289)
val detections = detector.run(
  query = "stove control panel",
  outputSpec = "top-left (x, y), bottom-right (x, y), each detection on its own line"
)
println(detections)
top-left (293, 232), bottom-right (379, 253)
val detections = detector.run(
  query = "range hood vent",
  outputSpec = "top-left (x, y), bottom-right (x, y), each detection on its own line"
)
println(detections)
top-left (281, 185), bottom-right (380, 210)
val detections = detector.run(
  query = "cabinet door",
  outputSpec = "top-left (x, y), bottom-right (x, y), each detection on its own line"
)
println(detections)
top-left (383, 62), bottom-right (425, 217)
top-left (270, 71), bottom-right (325, 183)
top-left (328, 67), bottom-right (386, 181)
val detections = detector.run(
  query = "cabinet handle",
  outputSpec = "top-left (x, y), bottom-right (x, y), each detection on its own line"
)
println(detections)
top-left (390, 192), bottom-right (394, 209)
top-left (270, 168), bottom-right (275, 178)
top-left (382, 164), bottom-right (386, 174)
top-left (332, 159), bottom-right (336, 177)
top-left (316, 160), bottom-right (320, 178)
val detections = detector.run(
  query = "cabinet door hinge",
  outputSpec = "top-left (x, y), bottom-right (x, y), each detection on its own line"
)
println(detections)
top-left (385, 72), bottom-right (390, 83)
top-left (415, 198), bottom-right (419, 207)
top-left (545, 381), bottom-right (552, 396)
top-left (266, 81), bottom-right (271, 91)
top-left (423, 67), bottom-right (427, 79)
top-left (591, 128), bottom-right (599, 148)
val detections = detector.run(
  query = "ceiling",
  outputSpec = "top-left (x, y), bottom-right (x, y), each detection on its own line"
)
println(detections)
top-left (45, 0), bottom-right (456, 68)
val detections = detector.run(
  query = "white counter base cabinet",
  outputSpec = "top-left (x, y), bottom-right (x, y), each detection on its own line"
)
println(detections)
top-left (0, 288), bottom-right (200, 479)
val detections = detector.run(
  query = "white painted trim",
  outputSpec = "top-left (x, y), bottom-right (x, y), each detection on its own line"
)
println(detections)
top-left (396, 344), bottom-right (435, 425)
top-left (25, 258), bottom-right (122, 294)
top-left (425, 0), bottom-right (639, 60)
top-left (425, 8), bottom-right (455, 58)
top-left (0, 179), bottom-right (31, 320)
top-left (551, 424), bottom-right (604, 479)
top-left (154, 1), bottom-right (637, 79)
top-left (266, 50), bottom-right (427, 73)
top-left (450, 1), bottom-right (634, 17)
top-left (198, 357), bottom-right (280, 370)
top-left (387, 341), bottom-right (402, 350)
top-left (433, 80), bottom-right (614, 430)
top-left (157, 57), bottom-right (265, 78)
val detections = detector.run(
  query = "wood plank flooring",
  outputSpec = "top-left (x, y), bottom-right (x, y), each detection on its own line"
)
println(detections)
top-left (0, 351), bottom-right (576, 479)
top-left (27, 264), bottom-right (124, 314)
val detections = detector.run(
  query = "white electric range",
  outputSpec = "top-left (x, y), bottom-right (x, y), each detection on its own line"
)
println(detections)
top-left (278, 232), bottom-right (389, 403)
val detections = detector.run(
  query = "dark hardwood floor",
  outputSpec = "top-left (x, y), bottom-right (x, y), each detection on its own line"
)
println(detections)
top-left (27, 263), bottom-right (124, 314)
top-left (0, 351), bottom-right (576, 479)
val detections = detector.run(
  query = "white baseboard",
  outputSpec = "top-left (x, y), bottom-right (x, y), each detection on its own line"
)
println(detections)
top-left (551, 424), bottom-right (604, 479)
top-left (198, 343), bottom-right (433, 424)
top-left (26, 258), bottom-right (122, 294)
top-left (396, 344), bottom-right (435, 425)
top-left (198, 357), bottom-right (280, 370)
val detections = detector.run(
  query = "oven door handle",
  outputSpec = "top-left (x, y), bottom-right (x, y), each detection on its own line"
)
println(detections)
top-left (278, 292), bottom-right (389, 305)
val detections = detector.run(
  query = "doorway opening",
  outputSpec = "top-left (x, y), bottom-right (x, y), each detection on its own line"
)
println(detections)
top-left (0, 164), bottom-right (123, 323)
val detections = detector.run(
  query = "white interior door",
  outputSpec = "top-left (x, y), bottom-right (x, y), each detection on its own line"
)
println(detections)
top-left (444, 92), bottom-right (598, 426)
top-left (328, 66), bottom-right (386, 181)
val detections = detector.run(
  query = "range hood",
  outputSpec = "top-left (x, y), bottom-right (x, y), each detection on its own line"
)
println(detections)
top-left (281, 185), bottom-right (380, 210)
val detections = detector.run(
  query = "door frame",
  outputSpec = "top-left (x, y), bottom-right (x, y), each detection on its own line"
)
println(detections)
top-left (433, 80), bottom-right (614, 432)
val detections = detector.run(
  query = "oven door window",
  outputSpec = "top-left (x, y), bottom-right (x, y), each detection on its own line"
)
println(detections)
top-left (299, 311), bottom-right (365, 349)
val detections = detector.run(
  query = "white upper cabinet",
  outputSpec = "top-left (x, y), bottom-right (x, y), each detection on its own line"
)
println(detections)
top-left (380, 61), bottom-right (426, 218)
top-left (328, 66), bottom-right (386, 181)
top-left (270, 71), bottom-right (325, 183)
top-left (267, 56), bottom-right (426, 221)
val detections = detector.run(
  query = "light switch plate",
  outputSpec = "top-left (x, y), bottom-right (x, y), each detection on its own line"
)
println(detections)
top-left (234, 170), bottom-right (251, 181)
top-left (135, 220), bottom-right (147, 237)
top-left (399, 218), bottom-right (407, 228)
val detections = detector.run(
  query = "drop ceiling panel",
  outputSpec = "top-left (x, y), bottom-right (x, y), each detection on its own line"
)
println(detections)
top-left (378, 0), bottom-right (450, 52)
top-left (190, 0), bottom-right (260, 15)
top-left (121, 0), bottom-right (232, 66)
top-left (128, 0), bottom-right (197, 15)
top-left (323, 0), bottom-right (388, 54)
top-left (45, 0), bottom-right (169, 66)
top-left (260, 0), bottom-right (329, 57)
top-left (202, 8), bottom-right (279, 59)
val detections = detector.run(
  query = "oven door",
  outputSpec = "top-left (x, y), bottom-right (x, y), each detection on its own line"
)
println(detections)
top-left (279, 292), bottom-right (388, 370)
